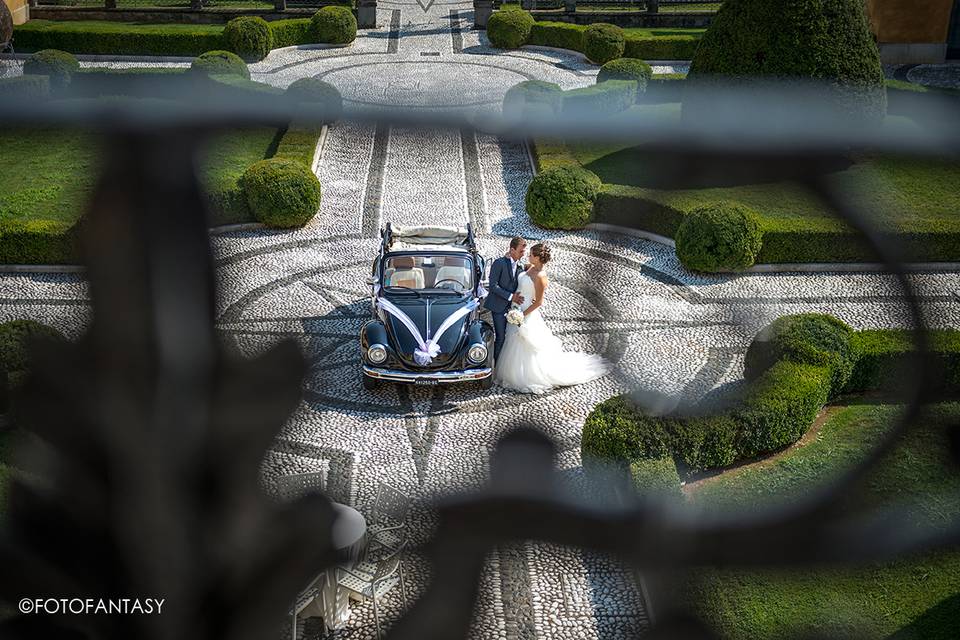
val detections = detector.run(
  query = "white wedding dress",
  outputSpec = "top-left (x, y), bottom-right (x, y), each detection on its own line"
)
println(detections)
top-left (494, 271), bottom-right (611, 394)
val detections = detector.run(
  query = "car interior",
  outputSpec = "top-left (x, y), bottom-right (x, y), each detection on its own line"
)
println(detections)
top-left (383, 255), bottom-right (472, 290)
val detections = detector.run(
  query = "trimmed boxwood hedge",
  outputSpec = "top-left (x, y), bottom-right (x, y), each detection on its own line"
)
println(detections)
top-left (310, 6), bottom-right (357, 45)
top-left (241, 158), bottom-right (322, 228)
top-left (12, 17), bottom-right (343, 57)
top-left (503, 79), bottom-right (563, 118)
top-left (597, 58), bottom-right (652, 98)
top-left (23, 49), bottom-right (79, 91)
top-left (582, 315), bottom-right (960, 477)
top-left (224, 16), bottom-right (273, 61)
top-left (583, 23), bottom-right (625, 65)
top-left (191, 50), bottom-right (250, 80)
top-left (526, 21), bottom-right (702, 61)
top-left (487, 7), bottom-right (535, 49)
top-left (526, 166), bottom-right (602, 230)
top-left (561, 79), bottom-right (637, 117)
top-left (0, 75), bottom-right (50, 100)
top-left (674, 202), bottom-right (763, 272)
top-left (0, 219), bottom-right (79, 265)
top-left (286, 77), bottom-right (343, 122)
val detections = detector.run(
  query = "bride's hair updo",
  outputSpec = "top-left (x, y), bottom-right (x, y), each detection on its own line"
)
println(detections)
top-left (530, 243), bottom-right (552, 265)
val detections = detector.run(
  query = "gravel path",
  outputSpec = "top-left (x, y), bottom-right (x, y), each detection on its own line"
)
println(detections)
top-left (2, 5), bottom-right (959, 640)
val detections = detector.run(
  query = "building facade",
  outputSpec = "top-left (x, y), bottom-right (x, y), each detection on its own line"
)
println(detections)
top-left (867, 0), bottom-right (960, 63)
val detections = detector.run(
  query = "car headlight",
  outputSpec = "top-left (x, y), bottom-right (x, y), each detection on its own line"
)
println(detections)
top-left (467, 344), bottom-right (487, 364)
top-left (367, 344), bottom-right (388, 364)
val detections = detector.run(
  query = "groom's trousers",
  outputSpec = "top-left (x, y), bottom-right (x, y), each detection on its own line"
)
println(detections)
top-left (490, 311), bottom-right (507, 360)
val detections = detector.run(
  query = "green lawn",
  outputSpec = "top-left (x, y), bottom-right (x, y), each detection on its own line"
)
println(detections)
top-left (0, 124), bottom-right (278, 227)
top-left (547, 103), bottom-right (960, 236)
top-left (681, 403), bottom-right (960, 639)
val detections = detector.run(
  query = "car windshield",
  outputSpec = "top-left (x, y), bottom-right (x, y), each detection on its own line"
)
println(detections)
top-left (383, 254), bottom-right (473, 292)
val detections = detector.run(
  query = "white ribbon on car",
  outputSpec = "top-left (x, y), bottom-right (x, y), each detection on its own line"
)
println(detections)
top-left (378, 298), bottom-right (480, 366)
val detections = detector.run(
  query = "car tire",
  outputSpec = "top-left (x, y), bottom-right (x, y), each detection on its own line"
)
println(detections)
top-left (362, 373), bottom-right (379, 391)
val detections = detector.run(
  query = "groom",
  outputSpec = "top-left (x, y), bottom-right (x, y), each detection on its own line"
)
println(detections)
top-left (483, 237), bottom-right (527, 361)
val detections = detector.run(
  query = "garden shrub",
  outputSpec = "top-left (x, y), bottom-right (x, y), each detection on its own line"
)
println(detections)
top-left (241, 158), bottom-right (322, 228)
top-left (685, 0), bottom-right (886, 123)
top-left (224, 16), bottom-right (273, 61)
top-left (205, 74), bottom-right (284, 99)
top-left (285, 77), bottom-right (343, 122)
top-left (23, 49), bottom-right (79, 91)
top-left (583, 23), bottom-right (625, 65)
top-left (273, 124), bottom-right (325, 167)
top-left (0, 75), bottom-right (50, 100)
top-left (597, 58), bottom-right (652, 98)
top-left (847, 329), bottom-right (960, 396)
top-left (502, 80), bottom-right (563, 119)
top-left (487, 8), bottom-right (534, 50)
top-left (528, 21), bottom-right (584, 52)
top-left (310, 6), bottom-right (357, 45)
top-left (526, 166), bottom-right (602, 230)
top-left (561, 80), bottom-right (636, 117)
top-left (0, 320), bottom-right (64, 414)
top-left (190, 50), bottom-right (249, 80)
top-left (745, 314), bottom-right (855, 393)
top-left (629, 456), bottom-right (682, 499)
top-left (623, 34), bottom-right (700, 60)
top-left (0, 219), bottom-right (79, 265)
top-left (270, 18), bottom-right (314, 49)
top-left (674, 201), bottom-right (762, 272)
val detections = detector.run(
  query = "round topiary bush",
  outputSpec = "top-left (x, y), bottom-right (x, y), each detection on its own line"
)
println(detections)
top-left (190, 50), bottom-right (250, 79)
top-left (685, 0), bottom-right (885, 123)
top-left (744, 313), bottom-right (855, 393)
top-left (583, 23), bottom-right (625, 65)
top-left (23, 49), bottom-right (79, 91)
top-left (286, 77), bottom-right (343, 121)
top-left (311, 6), bottom-right (357, 45)
top-left (674, 202), bottom-right (762, 273)
top-left (241, 158), bottom-right (322, 229)
top-left (597, 57), bottom-right (652, 98)
top-left (224, 16), bottom-right (273, 61)
top-left (486, 7), bottom-right (534, 50)
top-left (502, 80), bottom-right (563, 119)
top-left (526, 166), bottom-right (602, 230)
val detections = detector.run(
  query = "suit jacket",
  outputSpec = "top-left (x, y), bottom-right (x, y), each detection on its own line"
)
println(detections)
top-left (483, 256), bottom-right (521, 314)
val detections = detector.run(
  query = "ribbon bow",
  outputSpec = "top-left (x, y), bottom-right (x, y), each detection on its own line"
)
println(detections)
top-left (378, 298), bottom-right (480, 366)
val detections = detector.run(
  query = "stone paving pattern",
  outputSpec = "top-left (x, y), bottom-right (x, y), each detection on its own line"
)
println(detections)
top-left (2, 3), bottom-right (960, 639)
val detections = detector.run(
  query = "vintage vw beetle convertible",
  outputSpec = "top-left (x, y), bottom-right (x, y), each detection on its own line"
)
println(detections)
top-left (361, 223), bottom-right (495, 390)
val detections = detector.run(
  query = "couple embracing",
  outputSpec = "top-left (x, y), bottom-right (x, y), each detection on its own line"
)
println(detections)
top-left (483, 237), bottom-right (610, 395)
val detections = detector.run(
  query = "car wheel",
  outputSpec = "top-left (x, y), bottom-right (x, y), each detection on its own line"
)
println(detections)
top-left (362, 373), bottom-right (379, 391)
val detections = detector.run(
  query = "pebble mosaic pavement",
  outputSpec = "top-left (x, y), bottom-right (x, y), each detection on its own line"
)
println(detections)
top-left (2, 4), bottom-right (960, 639)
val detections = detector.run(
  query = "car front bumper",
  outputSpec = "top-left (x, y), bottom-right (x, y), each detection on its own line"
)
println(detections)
top-left (363, 365), bottom-right (493, 385)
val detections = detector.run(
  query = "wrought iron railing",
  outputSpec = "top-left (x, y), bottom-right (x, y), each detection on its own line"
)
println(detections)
top-left (0, 80), bottom-right (957, 640)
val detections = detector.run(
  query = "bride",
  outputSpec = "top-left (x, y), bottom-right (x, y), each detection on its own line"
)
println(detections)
top-left (494, 243), bottom-right (611, 394)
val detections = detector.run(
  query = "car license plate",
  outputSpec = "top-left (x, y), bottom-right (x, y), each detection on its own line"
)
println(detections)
top-left (414, 378), bottom-right (438, 386)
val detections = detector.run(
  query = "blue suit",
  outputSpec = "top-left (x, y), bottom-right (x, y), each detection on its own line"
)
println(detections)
top-left (483, 256), bottom-right (521, 359)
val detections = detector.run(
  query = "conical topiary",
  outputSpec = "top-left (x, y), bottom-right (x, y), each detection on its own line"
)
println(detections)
top-left (685, 0), bottom-right (886, 124)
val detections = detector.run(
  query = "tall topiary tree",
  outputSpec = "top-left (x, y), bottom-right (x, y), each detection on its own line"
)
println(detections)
top-left (685, 0), bottom-right (885, 123)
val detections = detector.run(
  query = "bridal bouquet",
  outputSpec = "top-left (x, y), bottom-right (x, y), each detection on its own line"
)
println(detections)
top-left (506, 306), bottom-right (524, 327)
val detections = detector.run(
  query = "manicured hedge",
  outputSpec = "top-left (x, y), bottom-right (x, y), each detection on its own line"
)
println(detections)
top-left (487, 7), bottom-right (535, 49)
top-left (503, 79), bottom-right (563, 118)
top-left (241, 158), bottom-right (322, 228)
top-left (597, 58), bottom-right (653, 97)
top-left (13, 20), bottom-right (225, 56)
top-left (23, 49), bottom-right (79, 91)
top-left (0, 219), bottom-right (79, 265)
top-left (526, 166), bottom-right (602, 230)
top-left (13, 17), bottom-right (341, 57)
top-left (561, 79), bottom-right (636, 117)
top-left (0, 75), bottom-right (50, 100)
top-left (285, 77), bottom-right (343, 122)
top-left (630, 456), bottom-right (682, 499)
top-left (191, 50), bottom-right (249, 79)
top-left (582, 315), bottom-right (960, 477)
top-left (674, 202), bottom-right (763, 272)
top-left (224, 16), bottom-right (273, 61)
top-left (0, 320), bottom-right (65, 414)
top-left (583, 23), bottom-right (625, 65)
top-left (310, 6), bottom-right (357, 45)
top-left (526, 21), bottom-right (702, 61)
top-left (273, 122), bottom-right (325, 167)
